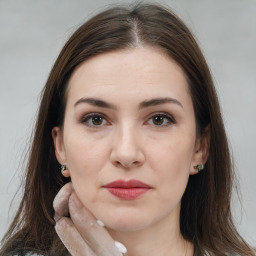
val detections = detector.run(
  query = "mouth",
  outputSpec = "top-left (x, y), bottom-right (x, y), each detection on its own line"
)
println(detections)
top-left (102, 179), bottom-right (152, 200)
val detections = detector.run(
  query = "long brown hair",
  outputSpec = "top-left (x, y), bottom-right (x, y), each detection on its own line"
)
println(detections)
top-left (1, 3), bottom-right (255, 256)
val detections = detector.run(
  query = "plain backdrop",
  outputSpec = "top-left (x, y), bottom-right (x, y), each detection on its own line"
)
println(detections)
top-left (0, 0), bottom-right (255, 246)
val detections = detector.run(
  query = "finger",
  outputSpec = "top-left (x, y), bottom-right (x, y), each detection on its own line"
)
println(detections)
top-left (53, 182), bottom-right (72, 221)
top-left (69, 192), bottom-right (122, 256)
top-left (55, 217), bottom-right (96, 256)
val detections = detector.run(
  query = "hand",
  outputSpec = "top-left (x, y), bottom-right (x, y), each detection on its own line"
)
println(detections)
top-left (53, 182), bottom-right (126, 256)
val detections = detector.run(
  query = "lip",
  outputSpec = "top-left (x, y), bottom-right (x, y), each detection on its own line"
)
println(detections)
top-left (103, 179), bottom-right (152, 200)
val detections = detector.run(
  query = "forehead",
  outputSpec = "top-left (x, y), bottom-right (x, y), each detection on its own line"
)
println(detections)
top-left (66, 46), bottom-right (191, 105)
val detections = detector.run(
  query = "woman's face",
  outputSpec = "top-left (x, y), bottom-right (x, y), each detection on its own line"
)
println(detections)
top-left (53, 46), bottom-right (206, 232)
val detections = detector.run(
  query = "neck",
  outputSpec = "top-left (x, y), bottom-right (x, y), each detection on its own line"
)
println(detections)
top-left (107, 210), bottom-right (194, 256)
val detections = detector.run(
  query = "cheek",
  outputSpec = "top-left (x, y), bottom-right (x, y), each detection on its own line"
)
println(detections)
top-left (63, 133), bottom-right (109, 202)
top-left (64, 129), bottom-right (109, 167)
top-left (147, 131), bottom-right (195, 171)
top-left (146, 132), bottom-right (195, 198)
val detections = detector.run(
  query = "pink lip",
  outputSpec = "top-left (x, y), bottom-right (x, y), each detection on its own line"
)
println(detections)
top-left (103, 179), bottom-right (152, 200)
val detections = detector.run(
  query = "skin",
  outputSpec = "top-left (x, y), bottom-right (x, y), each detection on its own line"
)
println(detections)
top-left (52, 46), bottom-right (209, 256)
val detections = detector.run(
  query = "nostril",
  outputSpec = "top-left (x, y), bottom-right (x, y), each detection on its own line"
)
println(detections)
top-left (114, 161), bottom-right (122, 167)
top-left (113, 160), bottom-right (141, 169)
top-left (132, 161), bottom-right (140, 166)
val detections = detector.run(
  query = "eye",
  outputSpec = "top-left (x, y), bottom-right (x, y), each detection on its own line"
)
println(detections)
top-left (147, 113), bottom-right (175, 127)
top-left (81, 113), bottom-right (110, 128)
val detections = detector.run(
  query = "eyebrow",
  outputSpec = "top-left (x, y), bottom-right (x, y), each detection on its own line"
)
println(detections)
top-left (139, 97), bottom-right (183, 109)
top-left (74, 97), bottom-right (183, 109)
top-left (74, 97), bottom-right (116, 109)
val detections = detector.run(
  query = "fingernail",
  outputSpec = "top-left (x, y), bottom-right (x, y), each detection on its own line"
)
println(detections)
top-left (96, 219), bottom-right (105, 227)
top-left (114, 241), bottom-right (127, 254)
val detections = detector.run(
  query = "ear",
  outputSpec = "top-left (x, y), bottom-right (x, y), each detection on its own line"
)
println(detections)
top-left (52, 127), bottom-right (70, 178)
top-left (190, 126), bottom-right (210, 175)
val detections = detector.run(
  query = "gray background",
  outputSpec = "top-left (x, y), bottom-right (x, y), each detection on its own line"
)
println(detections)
top-left (0, 0), bottom-right (255, 245)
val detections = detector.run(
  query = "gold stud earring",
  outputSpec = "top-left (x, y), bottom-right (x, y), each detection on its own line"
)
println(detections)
top-left (193, 164), bottom-right (204, 172)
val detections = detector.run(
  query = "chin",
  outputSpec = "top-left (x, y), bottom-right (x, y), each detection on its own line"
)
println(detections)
top-left (97, 208), bottom-right (152, 232)
top-left (106, 219), bottom-right (149, 233)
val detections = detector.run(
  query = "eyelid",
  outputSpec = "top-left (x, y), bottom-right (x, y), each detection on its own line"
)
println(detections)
top-left (145, 112), bottom-right (176, 126)
top-left (79, 111), bottom-right (175, 128)
top-left (79, 112), bottom-right (111, 128)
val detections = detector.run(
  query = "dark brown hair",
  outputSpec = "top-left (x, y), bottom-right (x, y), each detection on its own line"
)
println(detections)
top-left (1, 3), bottom-right (255, 256)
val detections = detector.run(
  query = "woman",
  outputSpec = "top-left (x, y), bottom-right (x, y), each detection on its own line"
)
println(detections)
top-left (1, 3), bottom-right (255, 256)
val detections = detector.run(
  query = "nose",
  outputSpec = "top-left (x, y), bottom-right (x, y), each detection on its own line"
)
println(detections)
top-left (110, 124), bottom-right (145, 169)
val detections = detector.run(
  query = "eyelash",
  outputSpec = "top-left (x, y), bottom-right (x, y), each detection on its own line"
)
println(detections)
top-left (80, 113), bottom-right (110, 128)
top-left (146, 112), bottom-right (176, 127)
top-left (80, 112), bottom-right (175, 128)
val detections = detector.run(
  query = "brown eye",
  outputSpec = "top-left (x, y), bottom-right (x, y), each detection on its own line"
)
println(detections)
top-left (81, 113), bottom-right (109, 128)
top-left (147, 113), bottom-right (175, 127)
top-left (91, 116), bottom-right (104, 125)
top-left (152, 115), bottom-right (165, 125)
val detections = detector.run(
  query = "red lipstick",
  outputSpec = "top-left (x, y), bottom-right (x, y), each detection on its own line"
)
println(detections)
top-left (103, 179), bottom-right (152, 200)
